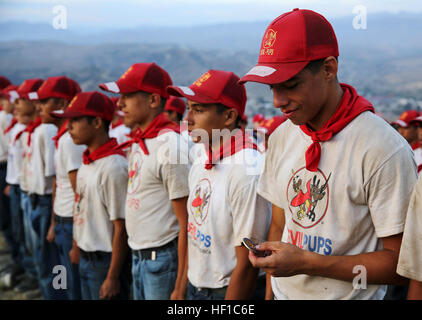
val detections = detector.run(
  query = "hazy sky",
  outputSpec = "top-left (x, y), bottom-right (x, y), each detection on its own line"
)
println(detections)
top-left (1, 0), bottom-right (421, 29)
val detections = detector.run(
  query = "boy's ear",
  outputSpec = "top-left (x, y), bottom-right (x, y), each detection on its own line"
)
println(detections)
top-left (93, 116), bottom-right (104, 130)
top-left (149, 93), bottom-right (162, 110)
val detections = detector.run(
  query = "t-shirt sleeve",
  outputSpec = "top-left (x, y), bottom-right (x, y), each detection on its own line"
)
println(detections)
top-left (396, 174), bottom-right (422, 281)
top-left (257, 134), bottom-right (284, 208)
top-left (365, 145), bottom-right (417, 238)
top-left (101, 157), bottom-right (128, 221)
top-left (229, 166), bottom-right (272, 247)
top-left (63, 136), bottom-right (85, 173)
top-left (159, 134), bottom-right (190, 200)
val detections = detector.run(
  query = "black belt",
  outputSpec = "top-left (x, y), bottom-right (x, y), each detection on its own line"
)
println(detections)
top-left (54, 215), bottom-right (74, 224)
top-left (132, 238), bottom-right (178, 260)
top-left (79, 249), bottom-right (111, 261)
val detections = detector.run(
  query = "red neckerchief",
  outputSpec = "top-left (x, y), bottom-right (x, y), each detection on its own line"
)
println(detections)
top-left (52, 119), bottom-right (69, 149)
top-left (3, 118), bottom-right (18, 134)
top-left (117, 113), bottom-right (180, 155)
top-left (411, 141), bottom-right (420, 150)
top-left (14, 117), bottom-right (42, 146)
top-left (300, 84), bottom-right (374, 172)
top-left (82, 138), bottom-right (126, 165)
top-left (111, 119), bottom-right (124, 129)
top-left (205, 128), bottom-right (258, 170)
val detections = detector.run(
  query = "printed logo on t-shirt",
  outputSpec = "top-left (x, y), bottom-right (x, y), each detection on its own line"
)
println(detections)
top-left (287, 167), bottom-right (331, 229)
top-left (190, 178), bottom-right (211, 226)
top-left (127, 149), bottom-right (142, 195)
top-left (73, 192), bottom-right (84, 226)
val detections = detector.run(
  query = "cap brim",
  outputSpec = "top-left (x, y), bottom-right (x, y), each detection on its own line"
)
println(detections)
top-left (99, 82), bottom-right (121, 93)
top-left (167, 86), bottom-right (217, 105)
top-left (239, 61), bottom-right (309, 85)
top-left (50, 110), bottom-right (87, 119)
top-left (391, 120), bottom-right (408, 128)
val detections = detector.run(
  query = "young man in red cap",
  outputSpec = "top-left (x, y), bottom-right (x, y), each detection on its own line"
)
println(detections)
top-left (99, 62), bottom-right (190, 300)
top-left (52, 91), bottom-right (131, 300)
top-left (35, 76), bottom-right (83, 300)
top-left (0, 78), bottom-right (13, 255)
top-left (241, 8), bottom-right (417, 300)
top-left (164, 96), bottom-right (186, 123)
top-left (15, 78), bottom-right (68, 299)
top-left (167, 69), bottom-right (271, 300)
top-left (391, 110), bottom-right (420, 149)
top-left (3, 79), bottom-right (44, 291)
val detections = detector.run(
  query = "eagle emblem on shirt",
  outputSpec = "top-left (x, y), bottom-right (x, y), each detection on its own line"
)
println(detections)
top-left (190, 178), bottom-right (211, 225)
top-left (287, 167), bottom-right (331, 228)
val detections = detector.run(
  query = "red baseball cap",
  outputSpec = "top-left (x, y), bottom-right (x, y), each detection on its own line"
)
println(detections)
top-left (0, 84), bottom-right (19, 101)
top-left (50, 91), bottom-right (115, 121)
top-left (392, 110), bottom-right (420, 128)
top-left (167, 69), bottom-right (247, 117)
top-left (262, 115), bottom-right (287, 136)
top-left (239, 8), bottom-right (339, 85)
top-left (99, 63), bottom-right (172, 98)
top-left (165, 96), bottom-right (186, 115)
top-left (16, 78), bottom-right (44, 99)
top-left (32, 76), bottom-right (81, 101)
top-left (0, 76), bottom-right (11, 90)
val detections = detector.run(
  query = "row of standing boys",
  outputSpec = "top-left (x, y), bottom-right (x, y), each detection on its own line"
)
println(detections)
top-left (0, 68), bottom-right (283, 300)
top-left (1, 8), bottom-right (422, 300)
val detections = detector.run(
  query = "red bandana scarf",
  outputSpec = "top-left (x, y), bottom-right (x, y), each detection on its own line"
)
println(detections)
top-left (3, 117), bottom-right (18, 134)
top-left (300, 84), bottom-right (374, 172)
top-left (205, 129), bottom-right (258, 170)
top-left (117, 112), bottom-right (180, 155)
top-left (52, 119), bottom-right (69, 149)
top-left (82, 138), bottom-right (126, 165)
top-left (14, 116), bottom-right (42, 146)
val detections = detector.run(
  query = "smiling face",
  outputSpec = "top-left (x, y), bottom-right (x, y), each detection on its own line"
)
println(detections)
top-left (270, 57), bottom-right (338, 131)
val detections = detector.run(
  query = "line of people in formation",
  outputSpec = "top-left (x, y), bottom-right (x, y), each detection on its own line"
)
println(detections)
top-left (0, 9), bottom-right (422, 300)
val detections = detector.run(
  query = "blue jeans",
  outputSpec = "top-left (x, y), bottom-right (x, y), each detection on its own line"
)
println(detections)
top-left (186, 282), bottom-right (227, 300)
top-left (0, 165), bottom-right (14, 257)
top-left (131, 239), bottom-right (178, 300)
top-left (20, 191), bottom-right (38, 278)
top-left (79, 251), bottom-right (131, 300)
top-left (54, 220), bottom-right (81, 300)
top-left (8, 184), bottom-right (23, 267)
top-left (30, 194), bottom-right (66, 300)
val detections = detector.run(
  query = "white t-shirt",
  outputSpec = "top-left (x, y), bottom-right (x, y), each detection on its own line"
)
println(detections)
top-left (0, 111), bottom-right (12, 162)
top-left (397, 173), bottom-right (422, 282)
top-left (54, 131), bottom-right (85, 218)
top-left (19, 131), bottom-right (31, 192)
top-left (73, 154), bottom-right (128, 252)
top-left (187, 147), bottom-right (271, 289)
top-left (414, 147), bottom-right (422, 172)
top-left (109, 123), bottom-right (130, 145)
top-left (5, 123), bottom-right (26, 185)
top-left (125, 131), bottom-right (190, 250)
top-left (258, 111), bottom-right (417, 300)
top-left (27, 124), bottom-right (57, 195)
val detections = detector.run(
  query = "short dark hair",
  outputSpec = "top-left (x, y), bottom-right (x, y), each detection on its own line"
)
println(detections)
top-left (85, 116), bottom-right (110, 134)
top-left (305, 57), bottom-right (339, 75)
top-left (138, 91), bottom-right (167, 111)
top-left (215, 103), bottom-right (241, 128)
